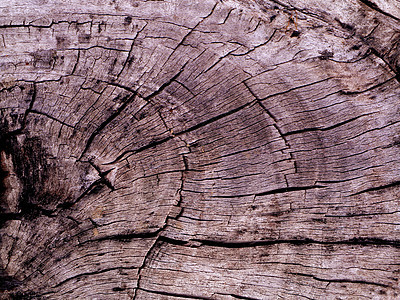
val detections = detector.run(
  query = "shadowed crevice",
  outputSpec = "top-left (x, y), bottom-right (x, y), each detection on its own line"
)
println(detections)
top-left (78, 92), bottom-right (138, 161)
top-left (137, 287), bottom-right (214, 300)
top-left (209, 185), bottom-right (326, 198)
top-left (349, 180), bottom-right (400, 196)
top-left (189, 237), bottom-right (400, 248)
top-left (289, 272), bottom-right (391, 288)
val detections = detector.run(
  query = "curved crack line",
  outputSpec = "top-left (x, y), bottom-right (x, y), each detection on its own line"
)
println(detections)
top-left (103, 100), bottom-right (254, 165)
top-left (132, 150), bottom-right (188, 299)
top-left (78, 92), bottom-right (137, 161)
top-left (52, 266), bottom-right (137, 289)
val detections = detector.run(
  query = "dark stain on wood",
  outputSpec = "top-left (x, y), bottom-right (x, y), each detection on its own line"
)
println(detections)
top-left (124, 16), bottom-right (132, 25)
top-left (290, 30), bottom-right (300, 37)
top-left (335, 17), bottom-right (354, 31)
top-left (88, 183), bottom-right (105, 195)
top-left (351, 44), bottom-right (361, 51)
top-left (56, 36), bottom-right (70, 49)
top-left (78, 33), bottom-right (91, 44)
top-left (0, 137), bottom-right (10, 213)
top-left (30, 49), bottom-right (57, 69)
top-left (108, 57), bottom-right (118, 74)
top-left (98, 21), bottom-right (106, 33)
top-left (319, 49), bottom-right (334, 60)
top-left (10, 137), bottom-right (51, 216)
top-left (0, 271), bottom-right (22, 291)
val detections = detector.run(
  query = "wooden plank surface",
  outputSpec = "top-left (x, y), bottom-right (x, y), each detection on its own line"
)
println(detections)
top-left (0, 0), bottom-right (399, 298)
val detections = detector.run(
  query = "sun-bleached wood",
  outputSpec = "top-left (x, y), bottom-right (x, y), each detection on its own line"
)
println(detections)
top-left (1, 0), bottom-right (399, 299)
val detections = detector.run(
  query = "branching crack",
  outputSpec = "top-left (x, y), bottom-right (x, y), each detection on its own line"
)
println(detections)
top-left (78, 91), bottom-right (137, 161)
top-left (116, 23), bottom-right (147, 79)
top-left (7, 83), bottom-right (37, 136)
top-left (231, 29), bottom-right (277, 57)
top-left (143, 62), bottom-right (187, 101)
top-left (168, 1), bottom-right (218, 53)
top-left (0, 20), bottom-right (93, 29)
top-left (88, 160), bottom-right (115, 190)
top-left (131, 140), bottom-right (189, 298)
top-left (243, 80), bottom-right (277, 122)
top-left (56, 178), bottom-right (106, 210)
top-left (132, 238), bottom-right (160, 299)
top-left (369, 48), bottom-right (400, 83)
top-left (104, 100), bottom-right (253, 165)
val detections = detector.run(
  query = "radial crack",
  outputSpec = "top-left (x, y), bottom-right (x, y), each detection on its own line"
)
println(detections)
top-left (78, 91), bottom-right (137, 161)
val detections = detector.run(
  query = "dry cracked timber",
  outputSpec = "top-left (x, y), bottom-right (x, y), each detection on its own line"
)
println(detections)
top-left (0, 0), bottom-right (400, 299)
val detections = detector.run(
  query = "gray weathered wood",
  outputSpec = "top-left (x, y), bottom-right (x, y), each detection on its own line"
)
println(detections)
top-left (1, 0), bottom-right (399, 299)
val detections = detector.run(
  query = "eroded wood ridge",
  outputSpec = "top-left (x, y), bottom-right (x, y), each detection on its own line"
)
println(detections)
top-left (1, 0), bottom-right (399, 299)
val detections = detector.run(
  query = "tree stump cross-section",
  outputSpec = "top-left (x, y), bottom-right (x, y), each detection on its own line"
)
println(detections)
top-left (0, 0), bottom-right (400, 299)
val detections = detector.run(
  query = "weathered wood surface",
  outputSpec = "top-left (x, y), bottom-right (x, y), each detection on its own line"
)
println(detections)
top-left (0, 0), bottom-right (400, 299)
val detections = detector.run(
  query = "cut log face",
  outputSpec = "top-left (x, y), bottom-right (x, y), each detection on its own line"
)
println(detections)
top-left (1, 0), bottom-right (400, 299)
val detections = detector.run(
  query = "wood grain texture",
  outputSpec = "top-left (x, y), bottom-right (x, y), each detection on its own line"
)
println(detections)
top-left (0, 0), bottom-right (399, 299)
